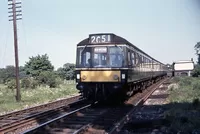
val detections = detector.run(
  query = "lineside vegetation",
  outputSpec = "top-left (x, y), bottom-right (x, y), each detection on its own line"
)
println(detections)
top-left (165, 77), bottom-right (200, 133)
top-left (0, 81), bottom-right (78, 115)
top-left (0, 54), bottom-right (78, 115)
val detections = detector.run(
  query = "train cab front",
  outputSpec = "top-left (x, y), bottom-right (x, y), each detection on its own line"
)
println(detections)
top-left (75, 39), bottom-right (127, 100)
top-left (76, 69), bottom-right (127, 100)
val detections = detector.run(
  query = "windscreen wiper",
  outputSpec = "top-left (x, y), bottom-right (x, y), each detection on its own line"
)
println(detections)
top-left (115, 44), bottom-right (123, 52)
top-left (81, 44), bottom-right (88, 54)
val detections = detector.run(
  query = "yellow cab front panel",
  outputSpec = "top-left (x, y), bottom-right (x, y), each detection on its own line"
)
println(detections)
top-left (80, 70), bottom-right (121, 82)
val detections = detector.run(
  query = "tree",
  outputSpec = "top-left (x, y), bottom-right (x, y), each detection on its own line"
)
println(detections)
top-left (19, 66), bottom-right (27, 79)
top-left (0, 68), bottom-right (5, 83)
top-left (192, 42), bottom-right (200, 77)
top-left (194, 42), bottom-right (200, 54)
top-left (0, 66), bottom-right (27, 84)
top-left (192, 64), bottom-right (200, 77)
top-left (0, 65), bottom-right (15, 83)
top-left (194, 42), bottom-right (200, 65)
top-left (56, 63), bottom-right (75, 80)
top-left (24, 54), bottom-right (54, 77)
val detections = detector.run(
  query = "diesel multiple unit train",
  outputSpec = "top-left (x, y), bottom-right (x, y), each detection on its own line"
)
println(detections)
top-left (75, 33), bottom-right (168, 101)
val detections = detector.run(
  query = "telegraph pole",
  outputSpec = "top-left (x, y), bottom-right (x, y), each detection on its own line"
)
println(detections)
top-left (8, 0), bottom-right (22, 102)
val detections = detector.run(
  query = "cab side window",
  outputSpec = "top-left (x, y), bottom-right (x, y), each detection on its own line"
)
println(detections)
top-left (81, 47), bottom-right (91, 67)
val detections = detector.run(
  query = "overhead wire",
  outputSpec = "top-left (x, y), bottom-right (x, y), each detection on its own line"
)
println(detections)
top-left (0, 1), bottom-right (13, 68)
top-left (21, 18), bottom-right (27, 49)
top-left (16, 0), bottom-right (27, 67)
top-left (0, 22), bottom-right (10, 68)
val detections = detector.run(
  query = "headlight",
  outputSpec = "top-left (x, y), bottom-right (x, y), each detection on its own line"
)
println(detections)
top-left (113, 75), bottom-right (119, 80)
top-left (77, 74), bottom-right (80, 79)
top-left (82, 75), bottom-right (87, 80)
top-left (122, 74), bottom-right (125, 79)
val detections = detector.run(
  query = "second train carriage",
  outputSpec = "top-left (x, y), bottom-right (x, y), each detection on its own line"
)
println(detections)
top-left (75, 33), bottom-right (167, 100)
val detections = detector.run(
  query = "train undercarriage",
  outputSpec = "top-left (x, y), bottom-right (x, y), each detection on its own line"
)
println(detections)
top-left (77, 75), bottom-right (166, 102)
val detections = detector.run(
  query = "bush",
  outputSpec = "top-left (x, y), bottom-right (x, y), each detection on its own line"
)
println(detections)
top-left (192, 80), bottom-right (200, 90)
top-left (178, 77), bottom-right (192, 87)
top-left (21, 78), bottom-right (31, 89)
top-left (7, 79), bottom-right (16, 90)
top-left (37, 71), bottom-right (58, 88)
top-left (30, 79), bottom-right (38, 89)
top-left (172, 77), bottom-right (180, 83)
top-left (21, 77), bottom-right (39, 89)
top-left (47, 75), bottom-right (57, 88)
top-left (55, 77), bottom-right (63, 86)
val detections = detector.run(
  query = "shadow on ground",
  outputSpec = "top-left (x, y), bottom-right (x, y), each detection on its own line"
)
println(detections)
top-left (25, 100), bottom-right (200, 134)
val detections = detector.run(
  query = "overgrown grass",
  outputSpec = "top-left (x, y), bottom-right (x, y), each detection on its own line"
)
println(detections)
top-left (0, 81), bottom-right (79, 115)
top-left (165, 77), bottom-right (200, 133)
top-left (168, 77), bottom-right (200, 103)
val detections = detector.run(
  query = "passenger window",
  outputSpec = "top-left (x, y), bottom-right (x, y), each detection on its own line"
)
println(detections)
top-left (128, 51), bottom-right (131, 66)
top-left (153, 61), bottom-right (155, 69)
top-left (131, 52), bottom-right (135, 65)
top-left (139, 55), bottom-right (142, 67)
top-left (142, 56), bottom-right (144, 67)
top-left (135, 53), bottom-right (139, 65)
top-left (148, 59), bottom-right (150, 68)
top-left (144, 57), bottom-right (146, 68)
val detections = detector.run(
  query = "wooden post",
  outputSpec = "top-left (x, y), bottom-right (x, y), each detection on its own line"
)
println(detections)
top-left (8, 0), bottom-right (22, 101)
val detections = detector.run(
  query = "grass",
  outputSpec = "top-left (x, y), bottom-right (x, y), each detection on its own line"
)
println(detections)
top-left (0, 81), bottom-right (79, 115)
top-left (165, 77), bottom-right (200, 133)
top-left (168, 77), bottom-right (200, 103)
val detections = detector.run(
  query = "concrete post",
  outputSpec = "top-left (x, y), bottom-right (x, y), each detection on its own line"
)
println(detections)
top-left (188, 71), bottom-right (191, 77)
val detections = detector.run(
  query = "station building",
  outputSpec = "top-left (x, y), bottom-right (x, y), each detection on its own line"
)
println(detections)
top-left (172, 59), bottom-right (194, 77)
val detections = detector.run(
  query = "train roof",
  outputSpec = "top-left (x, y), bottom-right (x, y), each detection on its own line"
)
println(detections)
top-left (173, 60), bottom-right (194, 64)
top-left (77, 33), bottom-right (165, 65)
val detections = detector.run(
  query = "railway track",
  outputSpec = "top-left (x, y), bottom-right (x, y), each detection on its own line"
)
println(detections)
top-left (22, 77), bottom-right (170, 134)
top-left (0, 95), bottom-right (91, 134)
top-left (120, 84), bottom-right (171, 133)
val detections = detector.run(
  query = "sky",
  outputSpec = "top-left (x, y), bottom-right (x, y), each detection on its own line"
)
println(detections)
top-left (0, 0), bottom-right (200, 69)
